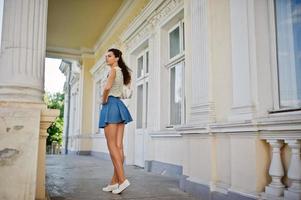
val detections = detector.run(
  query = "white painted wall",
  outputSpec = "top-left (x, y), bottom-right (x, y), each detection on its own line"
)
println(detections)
top-left (81, 0), bottom-right (301, 199)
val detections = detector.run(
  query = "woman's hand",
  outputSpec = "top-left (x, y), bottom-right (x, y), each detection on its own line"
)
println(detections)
top-left (102, 97), bottom-right (108, 105)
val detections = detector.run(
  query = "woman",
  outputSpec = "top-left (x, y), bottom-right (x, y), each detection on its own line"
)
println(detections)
top-left (99, 48), bottom-right (133, 194)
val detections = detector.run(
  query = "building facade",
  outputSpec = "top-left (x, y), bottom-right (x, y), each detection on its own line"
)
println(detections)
top-left (0, 0), bottom-right (59, 199)
top-left (0, 0), bottom-right (299, 199)
top-left (60, 0), bottom-right (301, 200)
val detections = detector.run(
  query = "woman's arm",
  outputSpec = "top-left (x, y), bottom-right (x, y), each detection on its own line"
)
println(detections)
top-left (102, 68), bottom-right (116, 104)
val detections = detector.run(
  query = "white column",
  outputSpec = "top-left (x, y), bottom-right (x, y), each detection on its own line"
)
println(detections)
top-left (188, 0), bottom-right (214, 125)
top-left (229, 0), bottom-right (256, 121)
top-left (59, 61), bottom-right (71, 154)
top-left (264, 139), bottom-right (285, 198)
top-left (284, 139), bottom-right (301, 200)
top-left (0, 0), bottom-right (48, 103)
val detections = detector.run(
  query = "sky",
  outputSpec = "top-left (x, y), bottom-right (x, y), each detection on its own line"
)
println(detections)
top-left (44, 58), bottom-right (65, 94)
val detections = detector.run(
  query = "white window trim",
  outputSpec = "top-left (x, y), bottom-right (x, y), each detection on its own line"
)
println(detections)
top-left (166, 58), bottom-right (186, 127)
top-left (135, 49), bottom-right (150, 130)
top-left (145, 51), bottom-right (150, 75)
top-left (167, 20), bottom-right (185, 62)
top-left (165, 56), bottom-right (185, 128)
top-left (162, 17), bottom-right (186, 129)
top-left (159, 8), bottom-right (185, 129)
top-left (136, 48), bottom-right (149, 81)
top-left (268, 0), bottom-right (301, 113)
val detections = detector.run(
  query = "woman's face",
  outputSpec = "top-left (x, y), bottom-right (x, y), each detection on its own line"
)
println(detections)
top-left (105, 51), bottom-right (118, 66)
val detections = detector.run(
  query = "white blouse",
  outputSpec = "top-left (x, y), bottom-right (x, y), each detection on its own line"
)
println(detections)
top-left (108, 66), bottom-right (123, 98)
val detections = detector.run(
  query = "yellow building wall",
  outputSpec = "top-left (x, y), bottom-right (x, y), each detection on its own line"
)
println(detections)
top-left (81, 55), bottom-right (95, 135)
top-left (95, 0), bottom-right (150, 60)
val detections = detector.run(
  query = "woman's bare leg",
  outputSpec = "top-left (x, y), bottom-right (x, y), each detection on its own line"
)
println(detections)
top-left (104, 123), bottom-right (126, 184)
top-left (110, 123), bottom-right (125, 184)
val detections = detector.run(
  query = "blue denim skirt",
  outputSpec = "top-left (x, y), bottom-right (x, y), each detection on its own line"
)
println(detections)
top-left (99, 95), bottom-right (133, 128)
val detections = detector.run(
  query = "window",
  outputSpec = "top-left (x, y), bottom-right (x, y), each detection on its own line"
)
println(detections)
top-left (136, 49), bottom-right (149, 129)
top-left (137, 56), bottom-right (143, 78)
top-left (166, 20), bottom-right (185, 126)
top-left (136, 84), bottom-right (143, 129)
top-left (168, 21), bottom-right (185, 60)
top-left (169, 26), bottom-right (180, 58)
top-left (170, 61), bottom-right (185, 125)
top-left (0, 0), bottom-right (4, 49)
top-left (274, 0), bottom-right (301, 109)
top-left (146, 51), bottom-right (149, 74)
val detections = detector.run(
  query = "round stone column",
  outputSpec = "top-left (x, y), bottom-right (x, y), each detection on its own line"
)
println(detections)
top-left (0, 0), bottom-right (48, 103)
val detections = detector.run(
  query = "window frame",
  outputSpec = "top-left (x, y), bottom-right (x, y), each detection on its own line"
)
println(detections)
top-left (167, 20), bottom-right (185, 63)
top-left (167, 59), bottom-right (186, 126)
top-left (268, 0), bottom-right (301, 113)
top-left (165, 19), bottom-right (186, 127)
top-left (135, 48), bottom-right (150, 129)
top-left (136, 48), bottom-right (150, 81)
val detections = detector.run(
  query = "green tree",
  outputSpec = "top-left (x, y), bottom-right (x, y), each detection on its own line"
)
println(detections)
top-left (44, 92), bottom-right (64, 146)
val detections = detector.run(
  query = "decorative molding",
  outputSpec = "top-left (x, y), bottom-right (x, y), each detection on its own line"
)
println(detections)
top-left (148, 130), bottom-right (182, 138)
top-left (93, 0), bottom-right (136, 52)
top-left (124, 23), bottom-right (153, 51)
top-left (147, 113), bottom-right (301, 137)
top-left (92, 0), bottom-right (184, 76)
top-left (46, 46), bottom-right (93, 59)
top-left (190, 102), bottom-right (216, 125)
top-left (121, 0), bottom-right (165, 41)
top-left (123, 0), bottom-right (183, 50)
top-left (59, 60), bottom-right (71, 75)
top-left (260, 131), bottom-right (301, 140)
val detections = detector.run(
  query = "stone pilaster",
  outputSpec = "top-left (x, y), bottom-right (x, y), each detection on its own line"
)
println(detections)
top-left (228, 0), bottom-right (256, 121)
top-left (188, 0), bottom-right (214, 125)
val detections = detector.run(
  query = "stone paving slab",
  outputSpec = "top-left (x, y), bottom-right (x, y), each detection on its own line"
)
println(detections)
top-left (46, 155), bottom-right (198, 200)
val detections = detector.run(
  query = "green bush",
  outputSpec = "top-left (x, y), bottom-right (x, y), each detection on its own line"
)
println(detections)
top-left (44, 92), bottom-right (64, 146)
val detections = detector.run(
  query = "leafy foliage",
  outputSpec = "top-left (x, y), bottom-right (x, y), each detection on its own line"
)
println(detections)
top-left (44, 92), bottom-right (65, 146)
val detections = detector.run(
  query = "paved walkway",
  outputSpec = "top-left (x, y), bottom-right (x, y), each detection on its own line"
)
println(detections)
top-left (46, 154), bottom-right (197, 200)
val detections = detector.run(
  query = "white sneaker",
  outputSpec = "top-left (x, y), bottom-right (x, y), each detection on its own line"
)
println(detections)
top-left (112, 179), bottom-right (130, 194)
top-left (102, 183), bottom-right (118, 192)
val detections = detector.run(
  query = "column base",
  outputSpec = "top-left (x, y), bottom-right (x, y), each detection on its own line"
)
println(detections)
top-left (189, 102), bottom-right (215, 125)
top-left (260, 192), bottom-right (283, 200)
top-left (265, 185), bottom-right (285, 197)
top-left (284, 189), bottom-right (301, 200)
top-left (228, 105), bottom-right (255, 122)
top-left (0, 85), bottom-right (44, 103)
